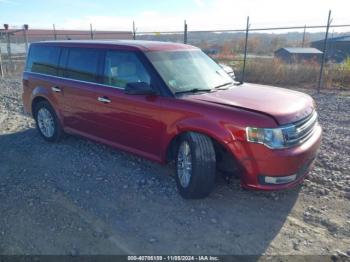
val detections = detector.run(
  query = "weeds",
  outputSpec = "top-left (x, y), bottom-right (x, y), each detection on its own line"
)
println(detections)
top-left (227, 58), bottom-right (350, 89)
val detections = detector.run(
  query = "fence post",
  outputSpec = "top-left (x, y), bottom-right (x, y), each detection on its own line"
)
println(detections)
top-left (23, 24), bottom-right (29, 54)
top-left (0, 47), bottom-right (4, 78)
top-left (240, 16), bottom-right (250, 84)
top-left (5, 31), bottom-right (13, 71)
top-left (53, 24), bottom-right (57, 40)
top-left (184, 20), bottom-right (188, 44)
top-left (302, 25), bottom-right (306, 47)
top-left (133, 21), bottom-right (136, 40)
top-left (317, 10), bottom-right (332, 93)
top-left (90, 23), bottom-right (94, 40)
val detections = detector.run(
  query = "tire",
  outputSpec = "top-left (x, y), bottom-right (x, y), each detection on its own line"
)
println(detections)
top-left (175, 132), bottom-right (216, 199)
top-left (34, 100), bottom-right (63, 142)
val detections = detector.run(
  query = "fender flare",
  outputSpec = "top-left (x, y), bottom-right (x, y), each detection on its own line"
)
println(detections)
top-left (162, 117), bottom-right (235, 162)
top-left (31, 86), bottom-right (64, 124)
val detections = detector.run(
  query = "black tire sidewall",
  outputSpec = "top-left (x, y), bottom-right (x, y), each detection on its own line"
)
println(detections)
top-left (175, 133), bottom-right (216, 199)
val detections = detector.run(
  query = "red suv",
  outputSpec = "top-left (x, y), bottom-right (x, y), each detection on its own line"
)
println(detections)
top-left (22, 40), bottom-right (322, 199)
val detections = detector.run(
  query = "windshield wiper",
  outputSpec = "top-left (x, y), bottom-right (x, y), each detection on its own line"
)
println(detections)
top-left (213, 82), bottom-right (234, 90)
top-left (174, 88), bottom-right (213, 95)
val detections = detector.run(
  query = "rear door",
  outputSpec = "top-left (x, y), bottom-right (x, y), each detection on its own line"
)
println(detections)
top-left (58, 47), bottom-right (105, 138)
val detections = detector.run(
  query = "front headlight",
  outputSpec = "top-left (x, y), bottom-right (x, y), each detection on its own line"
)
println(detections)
top-left (246, 126), bottom-right (295, 149)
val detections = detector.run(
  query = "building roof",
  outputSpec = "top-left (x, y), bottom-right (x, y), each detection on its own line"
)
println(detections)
top-left (33, 40), bottom-right (198, 52)
top-left (276, 47), bottom-right (323, 54)
top-left (311, 35), bottom-right (350, 44)
top-left (333, 35), bottom-right (350, 42)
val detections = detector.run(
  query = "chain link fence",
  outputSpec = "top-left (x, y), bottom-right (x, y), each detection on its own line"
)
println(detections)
top-left (1, 14), bottom-right (350, 91)
top-left (135, 16), bottom-right (350, 91)
top-left (0, 27), bottom-right (133, 77)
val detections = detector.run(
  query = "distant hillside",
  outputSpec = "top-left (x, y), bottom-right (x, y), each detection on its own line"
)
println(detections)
top-left (138, 31), bottom-right (350, 55)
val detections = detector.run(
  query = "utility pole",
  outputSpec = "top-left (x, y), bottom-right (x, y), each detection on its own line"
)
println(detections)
top-left (241, 16), bottom-right (250, 84)
top-left (317, 10), bottom-right (332, 93)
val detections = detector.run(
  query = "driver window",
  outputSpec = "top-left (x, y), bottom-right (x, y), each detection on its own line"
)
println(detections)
top-left (103, 51), bottom-right (151, 89)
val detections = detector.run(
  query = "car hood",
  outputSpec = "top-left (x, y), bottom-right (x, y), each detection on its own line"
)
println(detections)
top-left (183, 83), bottom-right (314, 125)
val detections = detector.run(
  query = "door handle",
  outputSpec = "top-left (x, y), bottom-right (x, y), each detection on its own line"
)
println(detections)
top-left (52, 86), bottom-right (61, 93)
top-left (98, 96), bottom-right (111, 103)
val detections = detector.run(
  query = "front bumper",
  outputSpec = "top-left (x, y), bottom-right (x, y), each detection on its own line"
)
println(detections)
top-left (227, 124), bottom-right (322, 191)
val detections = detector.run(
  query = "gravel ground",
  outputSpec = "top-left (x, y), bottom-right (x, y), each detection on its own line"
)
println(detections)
top-left (0, 78), bottom-right (349, 256)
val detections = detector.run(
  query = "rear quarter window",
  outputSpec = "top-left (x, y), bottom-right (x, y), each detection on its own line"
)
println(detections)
top-left (26, 45), bottom-right (60, 76)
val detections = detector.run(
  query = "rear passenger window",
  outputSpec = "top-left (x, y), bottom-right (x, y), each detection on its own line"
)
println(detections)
top-left (26, 45), bottom-right (60, 76)
top-left (65, 48), bottom-right (101, 83)
top-left (103, 51), bottom-right (150, 89)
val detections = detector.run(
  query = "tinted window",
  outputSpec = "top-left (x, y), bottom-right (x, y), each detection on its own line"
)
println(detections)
top-left (26, 45), bottom-right (60, 75)
top-left (103, 51), bottom-right (150, 89)
top-left (65, 48), bottom-right (101, 83)
top-left (57, 48), bottom-right (69, 77)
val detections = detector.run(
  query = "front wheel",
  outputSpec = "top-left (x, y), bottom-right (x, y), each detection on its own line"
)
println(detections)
top-left (175, 132), bottom-right (216, 199)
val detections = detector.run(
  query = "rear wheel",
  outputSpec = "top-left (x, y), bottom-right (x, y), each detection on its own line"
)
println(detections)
top-left (175, 132), bottom-right (216, 199)
top-left (34, 101), bottom-right (63, 142)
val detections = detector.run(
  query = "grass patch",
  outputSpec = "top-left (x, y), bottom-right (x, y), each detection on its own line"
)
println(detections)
top-left (226, 58), bottom-right (350, 89)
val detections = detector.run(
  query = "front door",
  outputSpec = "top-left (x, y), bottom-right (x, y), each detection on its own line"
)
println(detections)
top-left (92, 50), bottom-right (164, 159)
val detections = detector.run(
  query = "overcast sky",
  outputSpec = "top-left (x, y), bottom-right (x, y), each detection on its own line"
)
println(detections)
top-left (1, 0), bottom-right (349, 32)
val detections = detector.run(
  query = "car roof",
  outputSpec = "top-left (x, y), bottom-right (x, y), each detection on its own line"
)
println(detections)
top-left (32, 40), bottom-right (199, 52)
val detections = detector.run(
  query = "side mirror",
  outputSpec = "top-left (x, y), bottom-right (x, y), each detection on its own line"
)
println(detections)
top-left (124, 82), bottom-right (156, 95)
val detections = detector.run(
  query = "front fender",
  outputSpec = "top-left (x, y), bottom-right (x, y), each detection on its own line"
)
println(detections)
top-left (175, 117), bottom-right (234, 144)
top-left (161, 116), bottom-right (235, 162)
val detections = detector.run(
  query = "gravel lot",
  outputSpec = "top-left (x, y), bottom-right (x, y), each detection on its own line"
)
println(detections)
top-left (0, 77), bottom-right (349, 256)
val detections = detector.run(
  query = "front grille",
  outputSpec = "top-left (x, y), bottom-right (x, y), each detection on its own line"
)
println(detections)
top-left (283, 111), bottom-right (318, 147)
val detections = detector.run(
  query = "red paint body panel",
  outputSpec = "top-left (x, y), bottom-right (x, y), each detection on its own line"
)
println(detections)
top-left (61, 79), bottom-right (162, 154)
top-left (227, 124), bottom-right (322, 190)
top-left (22, 41), bottom-right (322, 191)
top-left (185, 83), bottom-right (315, 125)
top-left (23, 72), bottom-right (165, 162)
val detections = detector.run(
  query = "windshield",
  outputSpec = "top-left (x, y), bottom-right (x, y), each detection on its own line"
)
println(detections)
top-left (146, 50), bottom-right (234, 94)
